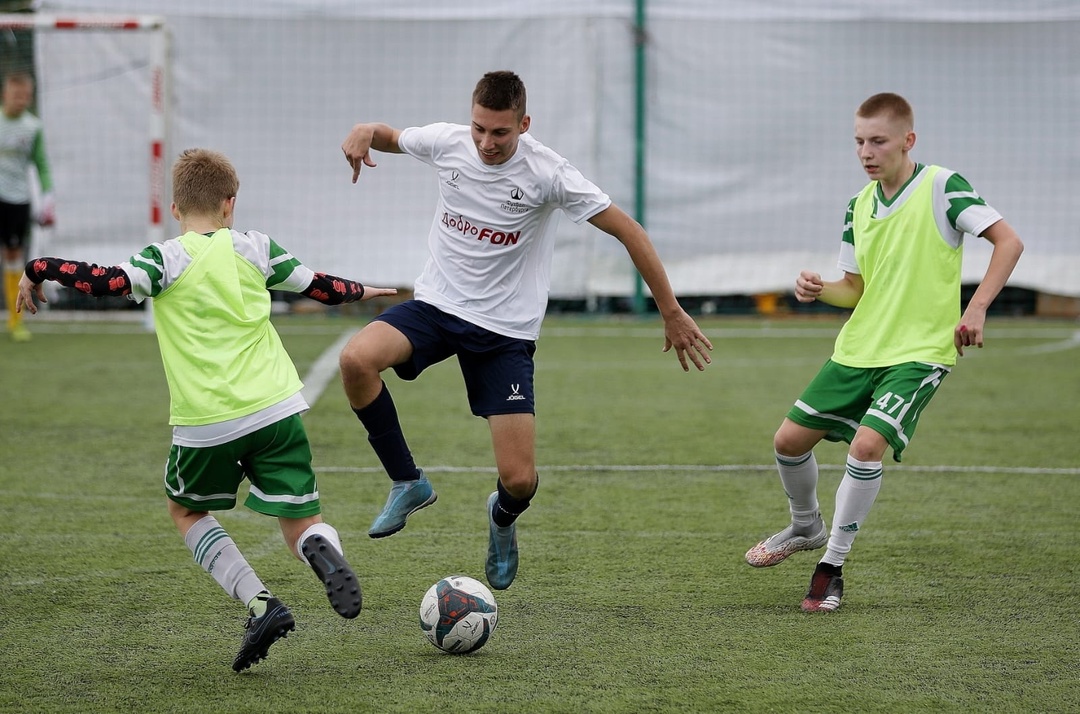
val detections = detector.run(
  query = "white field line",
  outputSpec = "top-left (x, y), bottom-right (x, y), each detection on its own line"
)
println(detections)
top-left (541, 326), bottom-right (1080, 340)
top-left (7, 463), bottom-right (1071, 507)
top-left (295, 323), bottom-right (1079, 394)
top-left (300, 329), bottom-right (354, 406)
top-left (4, 461), bottom-right (1073, 587)
top-left (314, 463), bottom-right (1080, 476)
top-left (11, 314), bottom-right (1079, 340)
top-left (1015, 330), bottom-right (1080, 354)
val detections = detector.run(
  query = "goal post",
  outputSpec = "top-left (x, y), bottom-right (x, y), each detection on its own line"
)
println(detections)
top-left (0, 13), bottom-right (167, 325)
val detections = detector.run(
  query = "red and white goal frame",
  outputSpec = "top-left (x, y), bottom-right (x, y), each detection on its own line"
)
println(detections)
top-left (1, 13), bottom-right (167, 327)
top-left (0, 13), bottom-right (168, 250)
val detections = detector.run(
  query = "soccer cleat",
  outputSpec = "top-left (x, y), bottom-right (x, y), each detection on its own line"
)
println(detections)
top-left (10, 324), bottom-right (31, 342)
top-left (801, 563), bottom-right (844, 612)
top-left (744, 516), bottom-right (829, 568)
top-left (232, 597), bottom-right (295, 672)
top-left (368, 470), bottom-right (437, 538)
top-left (301, 534), bottom-right (362, 619)
top-left (485, 491), bottom-right (519, 591)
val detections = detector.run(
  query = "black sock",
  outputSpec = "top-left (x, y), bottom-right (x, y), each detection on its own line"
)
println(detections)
top-left (492, 476), bottom-right (538, 528)
top-left (352, 383), bottom-right (419, 482)
top-left (816, 562), bottom-right (843, 577)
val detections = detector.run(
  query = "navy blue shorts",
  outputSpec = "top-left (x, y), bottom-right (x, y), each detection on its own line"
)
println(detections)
top-left (375, 300), bottom-right (536, 417)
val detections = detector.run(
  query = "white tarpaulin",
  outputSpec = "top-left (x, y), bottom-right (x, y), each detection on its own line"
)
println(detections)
top-left (33, 1), bottom-right (1080, 298)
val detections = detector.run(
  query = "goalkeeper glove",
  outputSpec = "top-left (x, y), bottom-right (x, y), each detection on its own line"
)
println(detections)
top-left (36, 193), bottom-right (55, 227)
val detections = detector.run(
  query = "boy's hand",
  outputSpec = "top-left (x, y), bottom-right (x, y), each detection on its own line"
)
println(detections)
top-left (16, 273), bottom-right (46, 314)
top-left (794, 270), bottom-right (823, 303)
top-left (955, 307), bottom-right (989, 356)
top-left (359, 286), bottom-right (397, 301)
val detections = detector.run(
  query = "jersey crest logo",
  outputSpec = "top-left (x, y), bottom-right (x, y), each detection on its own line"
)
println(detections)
top-left (501, 186), bottom-right (529, 214)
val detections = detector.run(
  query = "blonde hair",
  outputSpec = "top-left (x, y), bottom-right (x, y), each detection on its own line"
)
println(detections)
top-left (171, 148), bottom-right (239, 216)
top-left (857, 93), bottom-right (914, 130)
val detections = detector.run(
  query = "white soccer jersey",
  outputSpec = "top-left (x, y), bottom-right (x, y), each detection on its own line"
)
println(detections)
top-left (399, 123), bottom-right (611, 340)
top-left (0, 110), bottom-right (49, 203)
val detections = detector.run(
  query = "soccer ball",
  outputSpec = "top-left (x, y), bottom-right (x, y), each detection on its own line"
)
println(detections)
top-left (419, 575), bottom-right (498, 654)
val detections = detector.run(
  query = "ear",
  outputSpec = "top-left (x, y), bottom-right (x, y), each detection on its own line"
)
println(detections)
top-left (520, 114), bottom-right (531, 134)
top-left (222, 196), bottom-right (236, 221)
top-left (170, 202), bottom-right (180, 221)
top-left (904, 130), bottom-right (916, 152)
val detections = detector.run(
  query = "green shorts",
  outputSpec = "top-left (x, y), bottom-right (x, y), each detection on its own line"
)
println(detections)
top-left (787, 359), bottom-right (950, 462)
top-left (163, 413), bottom-right (321, 518)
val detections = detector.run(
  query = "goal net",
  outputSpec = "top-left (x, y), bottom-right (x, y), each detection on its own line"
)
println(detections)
top-left (0, 13), bottom-right (166, 309)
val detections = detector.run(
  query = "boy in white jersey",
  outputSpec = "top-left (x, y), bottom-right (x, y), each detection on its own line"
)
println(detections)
top-left (339, 70), bottom-right (712, 591)
top-left (1, 71), bottom-right (54, 342)
top-left (17, 149), bottom-right (398, 670)
top-left (744, 93), bottom-right (1023, 612)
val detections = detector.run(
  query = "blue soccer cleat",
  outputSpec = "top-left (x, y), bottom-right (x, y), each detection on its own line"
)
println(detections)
top-left (485, 491), bottom-right (519, 590)
top-left (368, 470), bottom-right (437, 538)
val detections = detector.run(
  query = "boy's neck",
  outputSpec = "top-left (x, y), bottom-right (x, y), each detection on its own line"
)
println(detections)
top-left (181, 217), bottom-right (228, 235)
top-left (879, 158), bottom-right (917, 200)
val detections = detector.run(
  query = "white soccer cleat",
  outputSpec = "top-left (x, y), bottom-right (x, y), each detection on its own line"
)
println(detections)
top-left (745, 517), bottom-right (829, 568)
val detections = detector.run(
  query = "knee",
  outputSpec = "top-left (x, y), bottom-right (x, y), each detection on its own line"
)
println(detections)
top-left (498, 469), bottom-right (538, 499)
top-left (848, 442), bottom-right (886, 463)
top-left (338, 342), bottom-right (365, 379)
top-left (772, 428), bottom-right (795, 456)
top-left (338, 342), bottom-right (379, 389)
top-left (167, 498), bottom-right (207, 533)
top-left (848, 430), bottom-right (888, 462)
top-left (774, 422), bottom-right (815, 457)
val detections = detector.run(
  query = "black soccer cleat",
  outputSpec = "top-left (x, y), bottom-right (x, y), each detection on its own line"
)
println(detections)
top-left (801, 562), bottom-right (844, 613)
top-left (302, 534), bottom-right (362, 619)
top-left (232, 597), bottom-right (296, 672)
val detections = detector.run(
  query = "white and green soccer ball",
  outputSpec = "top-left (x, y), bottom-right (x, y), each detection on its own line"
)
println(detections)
top-left (419, 575), bottom-right (498, 654)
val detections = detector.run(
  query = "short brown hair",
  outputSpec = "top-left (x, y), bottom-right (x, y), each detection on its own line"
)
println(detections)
top-left (171, 149), bottom-right (239, 216)
top-left (857, 93), bottom-right (914, 129)
top-left (472, 71), bottom-right (527, 119)
top-left (3, 71), bottom-right (34, 88)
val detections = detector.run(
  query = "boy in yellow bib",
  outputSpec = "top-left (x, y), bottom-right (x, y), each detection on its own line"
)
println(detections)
top-left (744, 94), bottom-right (1023, 612)
top-left (18, 149), bottom-right (397, 670)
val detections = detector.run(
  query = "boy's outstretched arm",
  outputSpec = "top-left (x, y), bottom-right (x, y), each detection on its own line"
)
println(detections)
top-left (17, 257), bottom-right (132, 314)
top-left (587, 204), bottom-right (712, 372)
top-left (300, 271), bottom-right (397, 305)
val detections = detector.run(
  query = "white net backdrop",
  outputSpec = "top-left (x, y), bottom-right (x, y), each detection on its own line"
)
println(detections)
top-left (31, 23), bottom-right (158, 269)
top-left (33, 1), bottom-right (1080, 299)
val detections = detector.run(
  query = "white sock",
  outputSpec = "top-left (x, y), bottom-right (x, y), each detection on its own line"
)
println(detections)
top-left (821, 455), bottom-right (883, 567)
top-left (296, 522), bottom-right (343, 564)
top-left (183, 515), bottom-right (266, 605)
top-left (775, 450), bottom-right (820, 529)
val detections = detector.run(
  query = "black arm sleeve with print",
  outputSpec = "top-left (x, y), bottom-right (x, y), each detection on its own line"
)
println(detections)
top-left (24, 257), bottom-right (132, 297)
top-left (301, 272), bottom-right (365, 305)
